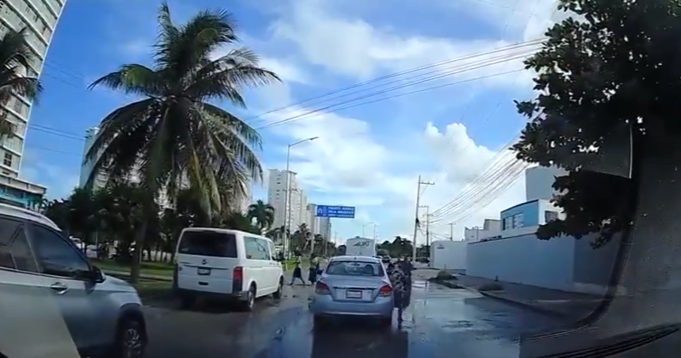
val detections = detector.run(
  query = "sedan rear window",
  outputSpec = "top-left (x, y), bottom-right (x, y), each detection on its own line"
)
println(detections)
top-left (177, 231), bottom-right (237, 258)
top-left (326, 261), bottom-right (385, 277)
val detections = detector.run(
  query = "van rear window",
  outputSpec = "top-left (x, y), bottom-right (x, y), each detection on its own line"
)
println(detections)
top-left (177, 231), bottom-right (237, 258)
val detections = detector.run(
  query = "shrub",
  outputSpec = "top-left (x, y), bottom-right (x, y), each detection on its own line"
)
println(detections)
top-left (435, 270), bottom-right (455, 280)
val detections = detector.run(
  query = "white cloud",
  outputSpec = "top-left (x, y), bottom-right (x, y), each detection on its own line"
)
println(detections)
top-left (242, 0), bottom-right (565, 240)
top-left (265, 0), bottom-right (553, 90)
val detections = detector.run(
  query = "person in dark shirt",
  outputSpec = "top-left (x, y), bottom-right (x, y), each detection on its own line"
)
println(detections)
top-left (387, 262), bottom-right (409, 323)
top-left (290, 262), bottom-right (306, 285)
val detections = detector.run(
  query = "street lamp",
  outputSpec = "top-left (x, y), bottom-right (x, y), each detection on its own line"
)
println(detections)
top-left (284, 136), bottom-right (319, 257)
top-left (362, 222), bottom-right (376, 238)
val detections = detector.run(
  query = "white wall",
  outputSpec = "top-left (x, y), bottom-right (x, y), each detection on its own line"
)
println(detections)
top-left (466, 234), bottom-right (576, 292)
top-left (525, 166), bottom-right (567, 202)
top-left (431, 240), bottom-right (467, 270)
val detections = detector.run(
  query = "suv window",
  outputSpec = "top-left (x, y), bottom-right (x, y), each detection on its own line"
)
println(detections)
top-left (0, 218), bottom-right (38, 272)
top-left (177, 231), bottom-right (237, 258)
top-left (29, 224), bottom-right (90, 278)
top-left (244, 237), bottom-right (270, 260)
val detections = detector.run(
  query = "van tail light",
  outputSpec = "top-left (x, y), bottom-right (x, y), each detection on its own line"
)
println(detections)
top-left (233, 266), bottom-right (243, 281)
top-left (315, 281), bottom-right (331, 295)
top-left (379, 284), bottom-right (393, 297)
top-left (232, 266), bottom-right (244, 293)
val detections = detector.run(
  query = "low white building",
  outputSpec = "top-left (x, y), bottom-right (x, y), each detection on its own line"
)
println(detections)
top-left (430, 240), bottom-right (467, 270)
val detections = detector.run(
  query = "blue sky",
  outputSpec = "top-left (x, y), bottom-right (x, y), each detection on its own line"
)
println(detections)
top-left (21, 0), bottom-right (562, 243)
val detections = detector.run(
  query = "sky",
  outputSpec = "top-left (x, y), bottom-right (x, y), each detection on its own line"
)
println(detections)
top-left (20, 0), bottom-right (567, 244)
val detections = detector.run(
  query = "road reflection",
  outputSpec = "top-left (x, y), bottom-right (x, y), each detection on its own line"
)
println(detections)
top-left (310, 322), bottom-right (408, 358)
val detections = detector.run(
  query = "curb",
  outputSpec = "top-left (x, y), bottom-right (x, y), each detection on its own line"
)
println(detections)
top-left (106, 271), bottom-right (173, 282)
top-left (478, 291), bottom-right (569, 319)
top-left (428, 279), bottom-right (463, 289)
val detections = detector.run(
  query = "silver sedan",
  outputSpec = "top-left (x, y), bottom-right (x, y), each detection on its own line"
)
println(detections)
top-left (309, 255), bottom-right (394, 326)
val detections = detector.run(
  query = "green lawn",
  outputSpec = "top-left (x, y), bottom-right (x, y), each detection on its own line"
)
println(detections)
top-left (131, 279), bottom-right (173, 299)
top-left (91, 259), bottom-right (174, 277)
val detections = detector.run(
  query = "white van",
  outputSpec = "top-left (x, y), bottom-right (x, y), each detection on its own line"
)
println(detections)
top-left (345, 237), bottom-right (377, 257)
top-left (174, 228), bottom-right (284, 311)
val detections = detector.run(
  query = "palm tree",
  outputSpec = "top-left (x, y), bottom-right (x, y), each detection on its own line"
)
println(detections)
top-left (84, 2), bottom-right (280, 283)
top-left (0, 28), bottom-right (42, 137)
top-left (247, 200), bottom-right (274, 232)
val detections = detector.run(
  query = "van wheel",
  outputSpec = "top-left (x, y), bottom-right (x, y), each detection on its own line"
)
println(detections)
top-left (113, 317), bottom-right (146, 358)
top-left (273, 277), bottom-right (284, 299)
top-left (242, 285), bottom-right (256, 311)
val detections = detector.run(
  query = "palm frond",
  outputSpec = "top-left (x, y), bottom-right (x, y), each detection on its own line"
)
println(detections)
top-left (88, 64), bottom-right (165, 97)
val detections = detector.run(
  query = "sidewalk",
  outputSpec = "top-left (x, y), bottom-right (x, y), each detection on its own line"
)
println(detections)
top-left (419, 270), bottom-right (605, 319)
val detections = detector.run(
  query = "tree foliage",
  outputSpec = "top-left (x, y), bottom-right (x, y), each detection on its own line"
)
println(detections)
top-left (85, 2), bottom-right (279, 282)
top-left (512, 0), bottom-right (681, 246)
top-left (0, 28), bottom-right (42, 137)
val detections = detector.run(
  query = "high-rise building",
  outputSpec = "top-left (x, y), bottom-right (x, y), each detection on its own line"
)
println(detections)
top-left (306, 203), bottom-right (332, 239)
top-left (78, 126), bottom-right (173, 209)
top-left (0, 0), bottom-right (66, 207)
top-left (79, 127), bottom-right (107, 190)
top-left (267, 169), bottom-right (307, 230)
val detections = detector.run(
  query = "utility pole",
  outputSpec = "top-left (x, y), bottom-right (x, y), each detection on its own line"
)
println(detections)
top-left (449, 222), bottom-right (454, 241)
top-left (411, 176), bottom-right (434, 261)
top-left (373, 225), bottom-right (378, 241)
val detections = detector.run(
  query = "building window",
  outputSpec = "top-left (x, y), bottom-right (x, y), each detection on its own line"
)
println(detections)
top-left (503, 216), bottom-right (512, 230)
top-left (12, 99), bottom-right (23, 114)
top-left (513, 213), bottom-right (524, 228)
top-left (545, 210), bottom-right (558, 222)
top-left (3, 152), bottom-right (12, 167)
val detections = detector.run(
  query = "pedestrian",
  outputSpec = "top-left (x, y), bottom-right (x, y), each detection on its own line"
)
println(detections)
top-left (290, 262), bottom-right (306, 286)
top-left (308, 263), bottom-right (318, 284)
top-left (400, 257), bottom-right (415, 278)
top-left (387, 261), bottom-right (409, 323)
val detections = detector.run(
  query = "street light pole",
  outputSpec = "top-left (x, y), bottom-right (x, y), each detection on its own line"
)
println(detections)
top-left (362, 222), bottom-right (375, 238)
top-left (283, 136), bottom-right (318, 257)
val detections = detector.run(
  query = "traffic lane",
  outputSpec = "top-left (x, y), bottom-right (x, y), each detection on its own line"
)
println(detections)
top-left (252, 279), bottom-right (564, 358)
top-left (143, 283), bottom-right (314, 358)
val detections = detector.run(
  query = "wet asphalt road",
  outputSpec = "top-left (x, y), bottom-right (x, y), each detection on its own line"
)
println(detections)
top-left (143, 277), bottom-right (563, 358)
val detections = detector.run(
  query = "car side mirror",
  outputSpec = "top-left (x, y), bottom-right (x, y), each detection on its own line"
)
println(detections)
top-left (90, 265), bottom-right (105, 283)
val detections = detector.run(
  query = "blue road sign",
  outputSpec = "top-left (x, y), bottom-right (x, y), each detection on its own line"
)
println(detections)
top-left (315, 205), bottom-right (355, 219)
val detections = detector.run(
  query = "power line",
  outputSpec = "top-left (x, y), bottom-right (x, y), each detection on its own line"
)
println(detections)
top-left (428, 133), bottom-right (521, 218)
top-left (246, 39), bottom-right (543, 127)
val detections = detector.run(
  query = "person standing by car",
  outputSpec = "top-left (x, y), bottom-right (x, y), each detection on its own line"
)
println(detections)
top-left (386, 261), bottom-right (409, 323)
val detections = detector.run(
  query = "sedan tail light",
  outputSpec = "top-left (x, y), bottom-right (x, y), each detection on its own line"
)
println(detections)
top-left (315, 281), bottom-right (331, 295)
top-left (379, 284), bottom-right (393, 297)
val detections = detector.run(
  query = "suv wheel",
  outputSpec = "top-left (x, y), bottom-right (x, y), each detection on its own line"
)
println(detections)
top-left (114, 318), bottom-right (146, 358)
top-left (273, 277), bottom-right (284, 299)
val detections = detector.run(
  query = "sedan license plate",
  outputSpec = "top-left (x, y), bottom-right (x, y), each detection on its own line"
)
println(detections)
top-left (197, 267), bottom-right (211, 275)
top-left (345, 290), bottom-right (362, 299)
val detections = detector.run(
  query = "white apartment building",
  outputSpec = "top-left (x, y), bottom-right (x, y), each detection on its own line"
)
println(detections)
top-left (79, 126), bottom-right (174, 209)
top-left (268, 169), bottom-right (308, 230)
top-left (0, 0), bottom-right (65, 207)
top-left (525, 166), bottom-right (567, 202)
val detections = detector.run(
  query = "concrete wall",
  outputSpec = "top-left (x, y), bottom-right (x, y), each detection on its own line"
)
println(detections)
top-left (466, 233), bottom-right (575, 291)
top-left (466, 231), bottom-right (621, 294)
top-left (572, 233), bottom-right (622, 294)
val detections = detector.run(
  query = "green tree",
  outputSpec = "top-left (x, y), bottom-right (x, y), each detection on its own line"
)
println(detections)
top-left (0, 28), bottom-right (42, 137)
top-left (510, 0), bottom-right (675, 247)
top-left (247, 200), bottom-right (275, 232)
top-left (85, 2), bottom-right (279, 282)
